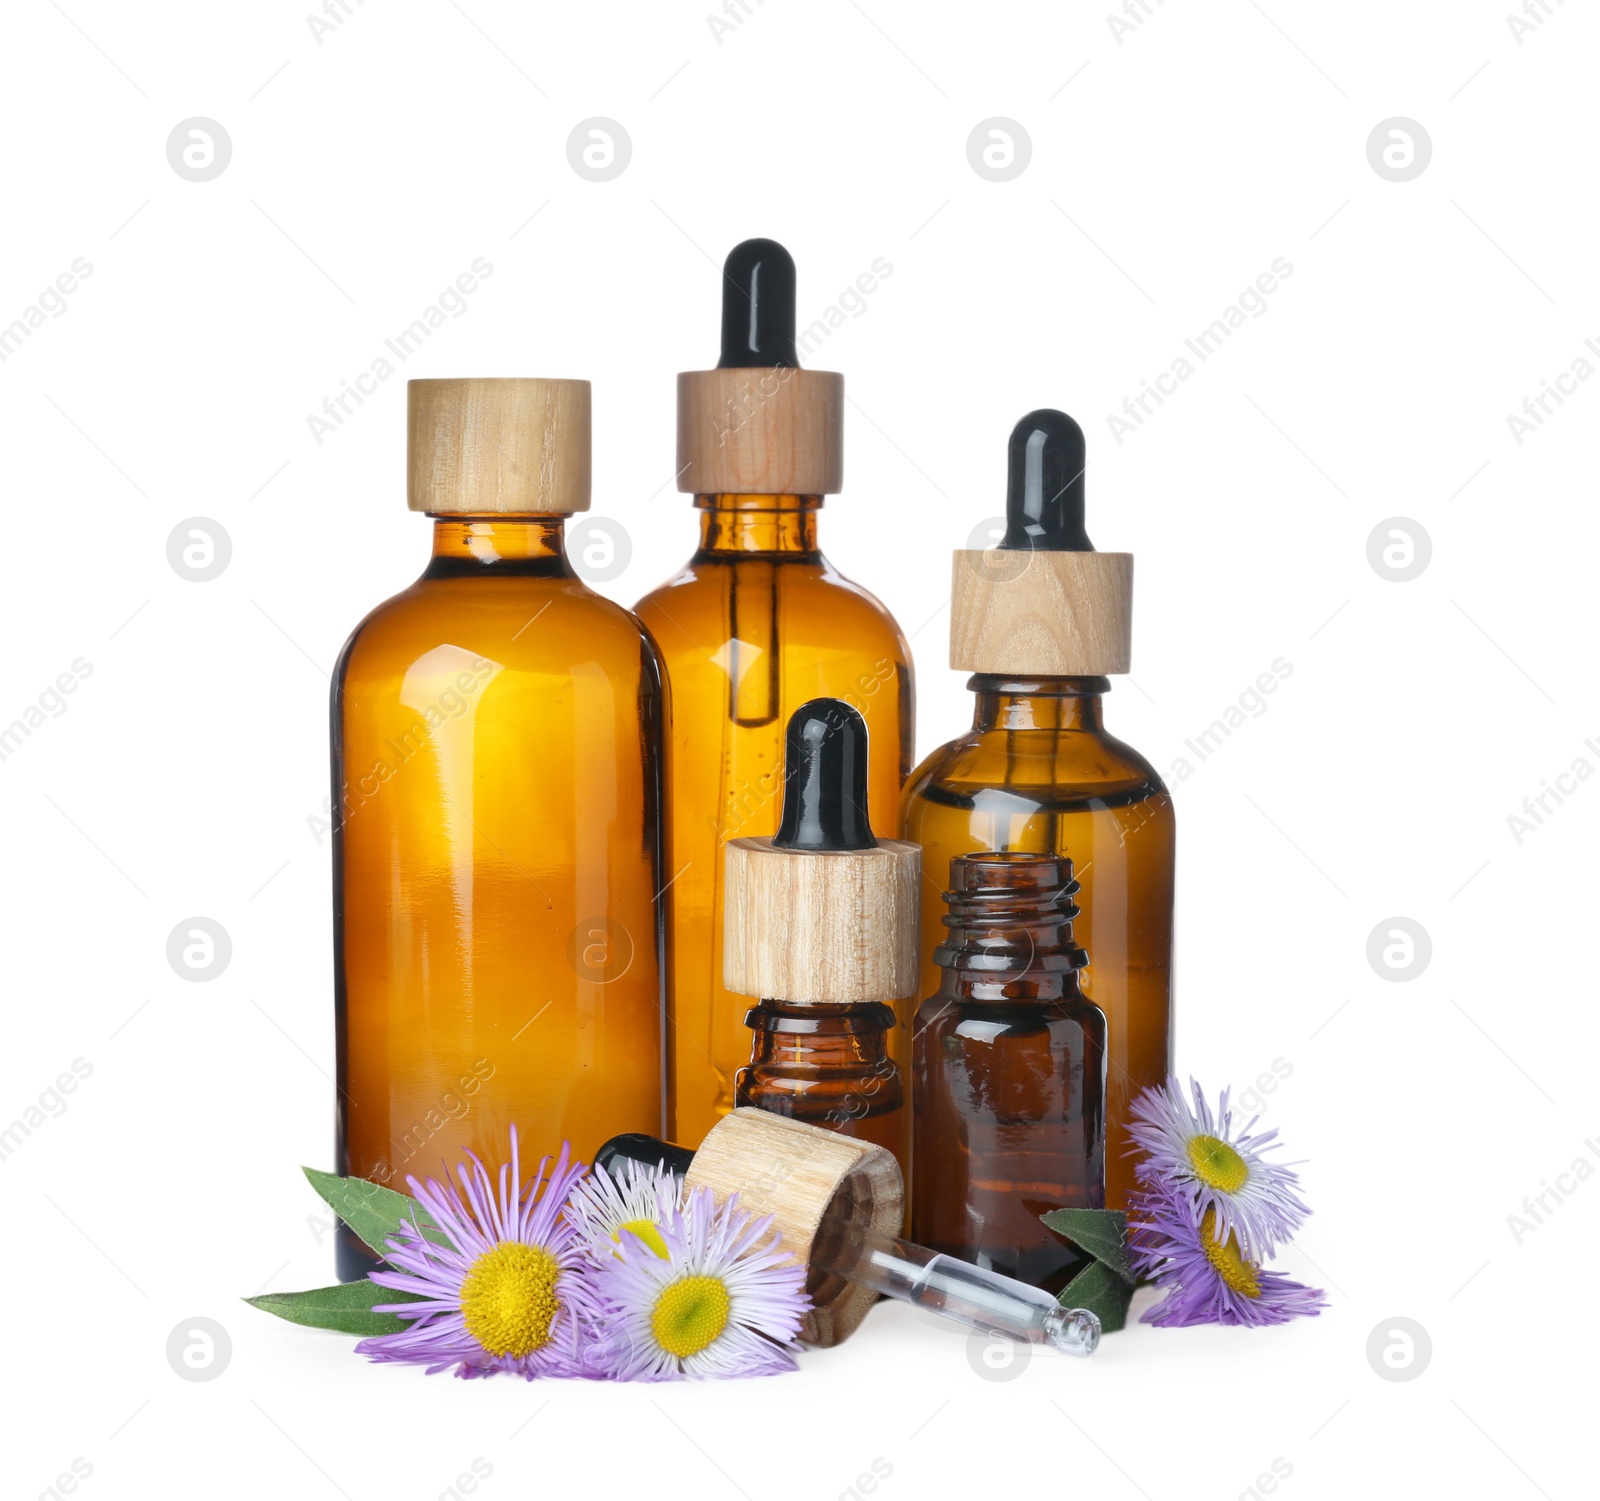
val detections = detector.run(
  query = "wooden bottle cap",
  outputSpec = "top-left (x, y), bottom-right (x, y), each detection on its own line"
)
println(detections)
top-left (407, 377), bottom-right (591, 514)
top-left (685, 1107), bottom-right (903, 1346)
top-left (676, 368), bottom-right (844, 496)
top-left (724, 836), bottom-right (921, 1002)
top-left (949, 548), bottom-right (1133, 675)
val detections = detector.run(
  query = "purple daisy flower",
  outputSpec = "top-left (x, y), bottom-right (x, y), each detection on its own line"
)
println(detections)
top-left (1128, 1177), bottom-right (1326, 1328)
top-left (355, 1129), bottom-right (600, 1379)
top-left (564, 1154), bottom-right (683, 1264)
top-left (1127, 1076), bottom-right (1310, 1258)
top-left (589, 1185), bottom-right (810, 1381)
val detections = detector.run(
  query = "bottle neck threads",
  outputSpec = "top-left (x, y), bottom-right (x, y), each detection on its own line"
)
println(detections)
top-left (934, 853), bottom-right (1088, 1004)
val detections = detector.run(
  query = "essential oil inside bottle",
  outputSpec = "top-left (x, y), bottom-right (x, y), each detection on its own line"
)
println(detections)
top-left (911, 851), bottom-right (1107, 1294)
top-left (332, 378), bottom-right (666, 1280)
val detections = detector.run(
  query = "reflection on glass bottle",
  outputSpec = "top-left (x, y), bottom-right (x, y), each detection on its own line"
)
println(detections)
top-left (333, 378), bottom-right (666, 1279)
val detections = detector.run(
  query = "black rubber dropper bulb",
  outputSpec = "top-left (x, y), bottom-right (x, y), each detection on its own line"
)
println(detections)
top-left (594, 1132), bottom-right (695, 1180)
top-left (770, 698), bottom-right (877, 852)
top-left (717, 238), bottom-right (799, 369)
top-left (1000, 409), bottom-right (1094, 552)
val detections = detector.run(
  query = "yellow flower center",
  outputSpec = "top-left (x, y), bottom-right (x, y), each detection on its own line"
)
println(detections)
top-left (1199, 1209), bottom-right (1260, 1299)
top-left (651, 1275), bottom-right (731, 1359)
top-left (1187, 1134), bottom-right (1249, 1194)
top-left (459, 1241), bottom-right (561, 1357)
top-left (615, 1217), bottom-right (669, 1259)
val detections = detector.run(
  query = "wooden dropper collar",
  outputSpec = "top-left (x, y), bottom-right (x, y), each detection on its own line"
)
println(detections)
top-left (723, 698), bottom-right (919, 1004)
top-left (949, 409), bottom-right (1134, 675)
top-left (676, 239), bottom-right (844, 497)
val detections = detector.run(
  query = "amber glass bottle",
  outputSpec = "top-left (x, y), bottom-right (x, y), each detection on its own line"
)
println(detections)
top-left (635, 241), bottom-right (913, 1146)
top-left (737, 1003), bottom-right (903, 1157)
top-left (912, 853), bottom-right (1106, 1295)
top-left (333, 379), bottom-right (665, 1278)
top-left (902, 411), bottom-right (1173, 1210)
top-left (724, 699), bottom-right (918, 1171)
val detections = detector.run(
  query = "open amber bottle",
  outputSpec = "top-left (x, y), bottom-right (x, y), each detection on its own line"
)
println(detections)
top-left (900, 411), bottom-right (1174, 1210)
top-left (726, 698), bottom-right (918, 1172)
top-left (332, 378), bottom-right (666, 1278)
top-left (635, 240), bottom-right (913, 1147)
top-left (738, 1004), bottom-right (902, 1159)
top-left (912, 852), bottom-right (1106, 1295)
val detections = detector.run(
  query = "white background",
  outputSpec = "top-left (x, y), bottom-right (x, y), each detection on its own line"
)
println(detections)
top-left (3, 2), bottom-right (1595, 1497)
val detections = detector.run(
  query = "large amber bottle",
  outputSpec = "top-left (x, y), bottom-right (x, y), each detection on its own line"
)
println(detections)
top-left (900, 411), bottom-right (1174, 1211)
top-left (634, 240), bottom-right (914, 1146)
top-left (332, 378), bottom-right (666, 1278)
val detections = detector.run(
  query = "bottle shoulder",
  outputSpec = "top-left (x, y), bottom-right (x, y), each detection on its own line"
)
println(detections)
top-left (903, 720), bottom-right (1169, 812)
top-left (912, 991), bottom-right (1106, 1039)
top-left (337, 574), bottom-right (660, 687)
top-left (635, 552), bottom-right (911, 659)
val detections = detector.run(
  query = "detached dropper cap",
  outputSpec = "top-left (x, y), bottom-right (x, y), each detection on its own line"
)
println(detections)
top-left (597, 1108), bottom-right (903, 1349)
top-left (950, 409), bottom-right (1133, 676)
top-left (677, 238), bottom-right (844, 497)
top-left (724, 698), bottom-right (919, 1004)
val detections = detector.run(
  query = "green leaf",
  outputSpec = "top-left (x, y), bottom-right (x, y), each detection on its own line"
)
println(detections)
top-left (301, 1166), bottom-right (451, 1259)
top-left (1056, 1259), bottom-right (1133, 1335)
top-left (1039, 1207), bottom-right (1133, 1285)
top-left (245, 1280), bottom-right (426, 1337)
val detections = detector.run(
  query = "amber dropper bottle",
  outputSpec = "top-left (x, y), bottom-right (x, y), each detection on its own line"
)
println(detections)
top-left (331, 379), bottom-right (666, 1280)
top-left (900, 410), bottom-right (1174, 1211)
top-left (635, 239), bottom-right (914, 1147)
top-left (724, 698), bottom-right (919, 1175)
top-left (913, 853), bottom-right (1107, 1294)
